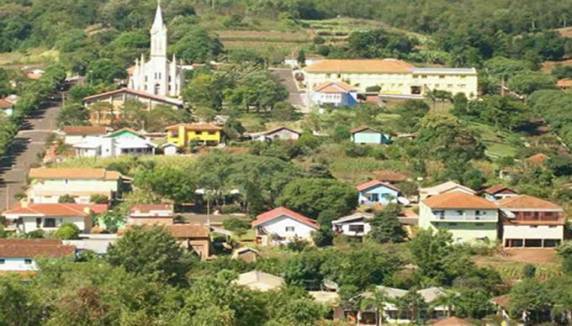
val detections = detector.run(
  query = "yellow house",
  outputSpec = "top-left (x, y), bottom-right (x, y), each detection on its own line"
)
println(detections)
top-left (166, 123), bottom-right (223, 148)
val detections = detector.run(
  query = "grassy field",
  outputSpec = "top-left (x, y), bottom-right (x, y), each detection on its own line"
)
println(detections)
top-left (468, 122), bottom-right (519, 158)
top-left (0, 48), bottom-right (59, 67)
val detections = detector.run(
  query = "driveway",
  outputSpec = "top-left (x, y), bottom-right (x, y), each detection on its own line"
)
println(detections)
top-left (0, 100), bottom-right (60, 211)
top-left (270, 68), bottom-right (309, 113)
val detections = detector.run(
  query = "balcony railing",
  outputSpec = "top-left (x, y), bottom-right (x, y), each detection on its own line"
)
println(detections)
top-left (431, 214), bottom-right (497, 222)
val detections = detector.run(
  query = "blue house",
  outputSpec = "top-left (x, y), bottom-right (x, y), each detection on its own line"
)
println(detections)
top-left (351, 126), bottom-right (391, 144)
top-left (356, 180), bottom-right (400, 206)
top-left (310, 81), bottom-right (358, 107)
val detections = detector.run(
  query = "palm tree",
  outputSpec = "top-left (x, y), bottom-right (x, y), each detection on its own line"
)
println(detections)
top-left (360, 288), bottom-right (387, 326)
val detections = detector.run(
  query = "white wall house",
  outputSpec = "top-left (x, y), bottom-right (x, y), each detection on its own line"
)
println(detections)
top-left (332, 212), bottom-right (374, 237)
top-left (252, 207), bottom-right (319, 246)
top-left (419, 192), bottom-right (499, 244)
top-left (498, 195), bottom-right (565, 248)
top-left (0, 239), bottom-right (75, 272)
top-left (252, 127), bottom-right (301, 142)
top-left (27, 168), bottom-right (123, 204)
top-left (74, 129), bottom-right (157, 158)
top-left (2, 203), bottom-right (107, 234)
top-left (304, 59), bottom-right (478, 100)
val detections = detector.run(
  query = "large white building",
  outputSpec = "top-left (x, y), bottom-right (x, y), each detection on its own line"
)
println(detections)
top-left (304, 59), bottom-right (478, 103)
top-left (128, 1), bottom-right (184, 98)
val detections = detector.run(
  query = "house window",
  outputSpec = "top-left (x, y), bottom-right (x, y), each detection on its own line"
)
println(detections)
top-left (36, 218), bottom-right (42, 228)
top-left (24, 259), bottom-right (32, 265)
top-left (43, 218), bottom-right (56, 228)
top-left (285, 226), bottom-right (295, 232)
top-left (439, 75), bottom-right (445, 79)
top-left (369, 193), bottom-right (380, 202)
top-left (348, 225), bottom-right (365, 233)
top-left (208, 131), bottom-right (216, 135)
top-left (456, 210), bottom-right (464, 216)
top-left (0, 259), bottom-right (4, 264)
top-left (434, 210), bottom-right (445, 219)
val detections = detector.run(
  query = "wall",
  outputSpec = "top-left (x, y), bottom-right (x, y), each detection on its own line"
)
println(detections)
top-left (257, 215), bottom-right (316, 242)
top-left (503, 225), bottom-right (563, 240)
top-left (0, 258), bottom-right (38, 271)
top-left (418, 203), bottom-right (498, 243)
top-left (358, 185), bottom-right (399, 205)
top-left (29, 179), bottom-right (119, 203)
top-left (305, 70), bottom-right (478, 99)
top-left (64, 135), bottom-right (101, 146)
top-left (20, 216), bottom-right (89, 233)
top-left (266, 130), bottom-right (300, 141)
top-left (339, 221), bottom-right (372, 237)
top-left (353, 131), bottom-right (384, 144)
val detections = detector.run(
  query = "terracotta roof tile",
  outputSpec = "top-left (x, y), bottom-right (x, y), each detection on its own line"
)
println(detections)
top-left (356, 180), bottom-right (400, 192)
top-left (423, 192), bottom-right (497, 209)
top-left (83, 88), bottom-right (183, 106)
top-left (373, 170), bottom-right (408, 182)
top-left (484, 184), bottom-right (515, 195)
top-left (0, 98), bottom-right (13, 109)
top-left (165, 123), bottom-right (222, 132)
top-left (497, 195), bottom-right (563, 211)
top-left (62, 126), bottom-right (108, 136)
top-left (252, 207), bottom-right (319, 229)
top-left (305, 59), bottom-right (414, 74)
top-left (313, 81), bottom-right (356, 93)
top-left (29, 168), bottom-right (122, 180)
top-left (3, 203), bottom-right (108, 216)
top-left (557, 79), bottom-right (572, 88)
top-left (167, 224), bottom-right (209, 238)
top-left (526, 153), bottom-right (549, 165)
top-left (0, 239), bottom-right (75, 258)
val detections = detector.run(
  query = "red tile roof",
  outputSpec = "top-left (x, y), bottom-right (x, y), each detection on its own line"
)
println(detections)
top-left (62, 126), bottom-right (108, 136)
top-left (313, 81), bottom-right (356, 93)
top-left (0, 98), bottom-right (13, 109)
top-left (557, 78), bottom-right (572, 88)
top-left (484, 184), bottom-right (516, 195)
top-left (83, 88), bottom-right (183, 107)
top-left (350, 126), bottom-right (380, 134)
top-left (3, 203), bottom-right (108, 216)
top-left (0, 239), bottom-right (75, 258)
top-left (356, 180), bottom-right (400, 192)
top-left (497, 195), bottom-right (563, 211)
top-left (252, 207), bottom-right (319, 229)
top-left (526, 153), bottom-right (549, 165)
top-left (423, 192), bottom-right (498, 209)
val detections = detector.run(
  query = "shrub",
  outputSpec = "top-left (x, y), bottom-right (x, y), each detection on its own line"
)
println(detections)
top-left (90, 194), bottom-right (109, 204)
top-left (58, 194), bottom-right (76, 203)
top-left (26, 230), bottom-right (45, 239)
top-left (54, 223), bottom-right (81, 240)
top-left (222, 218), bottom-right (250, 232)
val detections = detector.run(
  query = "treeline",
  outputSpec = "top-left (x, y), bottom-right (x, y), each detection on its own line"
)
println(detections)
top-left (0, 65), bottom-right (65, 157)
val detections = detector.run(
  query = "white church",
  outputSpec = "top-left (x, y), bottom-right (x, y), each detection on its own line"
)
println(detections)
top-left (129, 1), bottom-right (184, 98)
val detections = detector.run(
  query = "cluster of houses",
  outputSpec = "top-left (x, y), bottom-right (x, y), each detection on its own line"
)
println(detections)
top-left (251, 177), bottom-right (565, 249)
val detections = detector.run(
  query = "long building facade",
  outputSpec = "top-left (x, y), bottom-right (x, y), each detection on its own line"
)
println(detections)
top-left (304, 59), bottom-right (478, 102)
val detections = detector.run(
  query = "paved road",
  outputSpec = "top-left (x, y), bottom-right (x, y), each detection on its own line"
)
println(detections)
top-left (0, 100), bottom-right (60, 211)
top-left (270, 68), bottom-right (309, 113)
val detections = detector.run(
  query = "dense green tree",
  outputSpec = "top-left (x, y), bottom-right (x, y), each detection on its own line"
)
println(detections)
top-left (86, 59), bottom-right (127, 84)
top-left (56, 103), bottom-right (90, 127)
top-left (277, 178), bottom-right (357, 219)
top-left (107, 226), bottom-right (196, 285)
top-left (134, 165), bottom-right (196, 204)
top-left (508, 72), bottom-right (556, 95)
top-left (368, 204), bottom-right (406, 243)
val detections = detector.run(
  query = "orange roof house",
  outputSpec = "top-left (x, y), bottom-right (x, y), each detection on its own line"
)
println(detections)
top-left (423, 192), bottom-right (497, 209)
top-left (0, 239), bottom-right (75, 273)
top-left (62, 126), bottom-right (108, 136)
top-left (526, 153), bottom-right (549, 166)
top-left (313, 81), bottom-right (357, 93)
top-left (29, 168), bottom-right (121, 181)
top-left (166, 224), bottom-right (210, 260)
top-left (373, 170), bottom-right (408, 183)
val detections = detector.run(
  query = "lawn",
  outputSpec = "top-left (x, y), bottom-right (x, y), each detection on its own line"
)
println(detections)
top-left (468, 122), bottom-right (519, 159)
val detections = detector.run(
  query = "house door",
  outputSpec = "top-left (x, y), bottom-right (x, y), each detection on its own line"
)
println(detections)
top-left (154, 84), bottom-right (160, 95)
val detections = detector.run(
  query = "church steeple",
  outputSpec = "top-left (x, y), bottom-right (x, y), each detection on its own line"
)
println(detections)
top-left (150, 0), bottom-right (167, 58)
